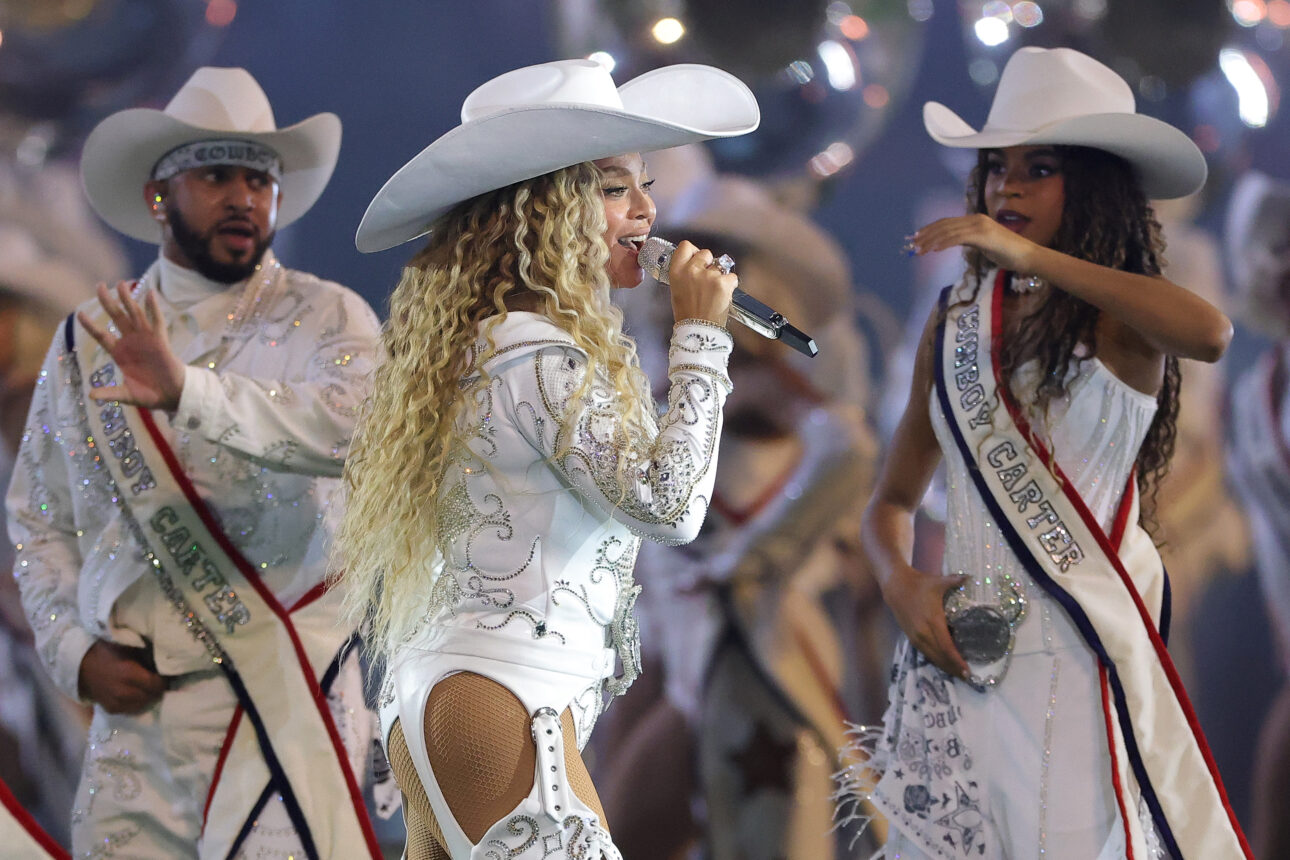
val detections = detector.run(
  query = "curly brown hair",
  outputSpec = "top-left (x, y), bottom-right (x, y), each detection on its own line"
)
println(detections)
top-left (962, 145), bottom-right (1180, 531)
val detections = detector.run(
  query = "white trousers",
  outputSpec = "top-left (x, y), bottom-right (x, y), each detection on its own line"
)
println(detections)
top-left (70, 655), bottom-right (368, 859)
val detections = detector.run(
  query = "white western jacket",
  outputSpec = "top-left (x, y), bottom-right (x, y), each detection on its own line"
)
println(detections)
top-left (5, 252), bottom-right (381, 696)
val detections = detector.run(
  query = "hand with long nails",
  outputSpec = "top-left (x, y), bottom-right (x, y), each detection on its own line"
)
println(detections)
top-left (905, 213), bottom-right (1042, 274)
top-left (77, 281), bottom-right (187, 412)
top-left (880, 563), bottom-right (972, 681)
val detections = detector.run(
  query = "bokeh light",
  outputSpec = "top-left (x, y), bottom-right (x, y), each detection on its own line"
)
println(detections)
top-left (651, 17), bottom-right (685, 44)
top-left (840, 15), bottom-right (870, 40)
top-left (1220, 47), bottom-right (1272, 126)
top-left (588, 50), bottom-right (616, 72)
top-left (1013, 1), bottom-right (1044, 28)
top-left (1232, 0), bottom-right (1269, 26)
top-left (205, 0), bottom-right (237, 28)
top-left (974, 15), bottom-right (1010, 47)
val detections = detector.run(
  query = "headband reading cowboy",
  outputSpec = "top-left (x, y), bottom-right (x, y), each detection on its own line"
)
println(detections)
top-left (152, 138), bottom-right (284, 182)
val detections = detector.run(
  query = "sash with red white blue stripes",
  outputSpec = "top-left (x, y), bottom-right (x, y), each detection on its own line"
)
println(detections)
top-left (66, 307), bottom-right (380, 860)
top-left (933, 270), bottom-right (1249, 858)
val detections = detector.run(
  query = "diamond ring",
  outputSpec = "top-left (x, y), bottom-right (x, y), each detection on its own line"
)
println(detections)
top-left (714, 253), bottom-right (736, 274)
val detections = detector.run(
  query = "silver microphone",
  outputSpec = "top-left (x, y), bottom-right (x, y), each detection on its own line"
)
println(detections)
top-left (637, 237), bottom-right (818, 358)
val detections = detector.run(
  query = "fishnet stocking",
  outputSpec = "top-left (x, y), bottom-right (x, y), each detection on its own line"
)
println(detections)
top-left (388, 720), bottom-right (450, 860)
top-left (394, 671), bottom-right (608, 851)
top-left (562, 710), bottom-right (602, 823)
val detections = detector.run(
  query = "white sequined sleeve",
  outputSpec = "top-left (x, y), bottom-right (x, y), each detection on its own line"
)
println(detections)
top-left (5, 337), bottom-right (96, 699)
top-left (171, 288), bottom-right (381, 477)
top-left (502, 320), bottom-right (733, 545)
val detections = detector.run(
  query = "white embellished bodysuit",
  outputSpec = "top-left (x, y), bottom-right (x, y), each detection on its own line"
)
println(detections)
top-left (380, 311), bottom-right (732, 858)
top-left (875, 355), bottom-right (1161, 860)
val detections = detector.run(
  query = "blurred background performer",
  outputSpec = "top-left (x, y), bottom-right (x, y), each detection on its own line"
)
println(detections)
top-left (336, 58), bottom-right (757, 859)
top-left (1225, 170), bottom-right (1290, 860)
top-left (598, 171), bottom-right (885, 860)
top-left (1150, 193), bottom-right (1252, 687)
top-left (0, 165), bottom-right (121, 857)
top-left (5, 67), bottom-right (383, 859)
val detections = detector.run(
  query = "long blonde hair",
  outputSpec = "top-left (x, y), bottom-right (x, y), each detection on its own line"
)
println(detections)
top-left (333, 161), bottom-right (655, 655)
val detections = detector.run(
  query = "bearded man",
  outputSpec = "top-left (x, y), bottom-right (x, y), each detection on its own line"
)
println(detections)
top-left (5, 67), bottom-right (383, 859)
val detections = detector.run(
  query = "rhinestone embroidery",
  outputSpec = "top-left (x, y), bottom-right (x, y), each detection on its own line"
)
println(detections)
top-left (406, 317), bottom-right (730, 725)
top-left (7, 255), bottom-right (379, 697)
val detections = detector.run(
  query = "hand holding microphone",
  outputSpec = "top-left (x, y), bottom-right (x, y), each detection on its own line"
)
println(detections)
top-left (650, 239), bottom-right (738, 326)
top-left (638, 237), bottom-right (819, 357)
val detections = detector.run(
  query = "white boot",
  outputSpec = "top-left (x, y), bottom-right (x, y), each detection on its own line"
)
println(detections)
top-left (471, 708), bottom-right (622, 860)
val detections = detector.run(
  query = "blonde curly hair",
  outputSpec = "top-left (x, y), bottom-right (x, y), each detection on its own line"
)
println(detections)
top-left (333, 161), bottom-right (655, 656)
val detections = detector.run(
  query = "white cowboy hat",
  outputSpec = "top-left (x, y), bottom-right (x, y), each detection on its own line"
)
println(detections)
top-left (924, 47), bottom-right (1206, 200)
top-left (662, 174), bottom-right (849, 330)
top-left (0, 224), bottom-right (96, 315)
top-left (81, 66), bottom-right (341, 243)
top-left (1225, 170), bottom-right (1290, 336)
top-left (356, 59), bottom-right (760, 253)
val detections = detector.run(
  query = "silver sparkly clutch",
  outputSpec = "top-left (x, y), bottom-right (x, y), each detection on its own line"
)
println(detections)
top-left (942, 572), bottom-right (1027, 690)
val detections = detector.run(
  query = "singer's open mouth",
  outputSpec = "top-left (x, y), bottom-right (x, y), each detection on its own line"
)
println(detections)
top-left (994, 209), bottom-right (1031, 233)
top-left (618, 235), bottom-right (648, 253)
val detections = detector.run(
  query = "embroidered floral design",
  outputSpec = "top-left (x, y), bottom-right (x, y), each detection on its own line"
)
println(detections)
top-left (904, 783), bottom-right (933, 816)
top-left (476, 608), bottom-right (566, 643)
top-left (530, 348), bottom-right (722, 542)
top-left (478, 811), bottom-right (622, 859)
top-left (480, 815), bottom-right (539, 858)
top-left (433, 470), bottom-right (542, 620)
top-left (80, 825), bottom-right (142, 859)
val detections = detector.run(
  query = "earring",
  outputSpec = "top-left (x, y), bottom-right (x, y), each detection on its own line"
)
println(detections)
top-left (1011, 274), bottom-right (1044, 294)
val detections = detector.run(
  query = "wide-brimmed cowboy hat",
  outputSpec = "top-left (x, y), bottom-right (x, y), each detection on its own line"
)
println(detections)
top-left (81, 66), bottom-right (341, 243)
top-left (356, 59), bottom-right (760, 253)
top-left (924, 47), bottom-right (1206, 200)
top-left (661, 174), bottom-right (849, 331)
top-left (0, 223), bottom-right (96, 315)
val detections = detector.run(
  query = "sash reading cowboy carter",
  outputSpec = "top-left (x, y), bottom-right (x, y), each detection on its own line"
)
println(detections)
top-left (933, 270), bottom-right (1249, 858)
top-left (68, 289), bottom-right (380, 859)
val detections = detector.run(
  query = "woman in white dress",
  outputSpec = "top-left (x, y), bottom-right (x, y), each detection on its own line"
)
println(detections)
top-left (846, 48), bottom-right (1250, 858)
top-left (332, 60), bottom-right (758, 859)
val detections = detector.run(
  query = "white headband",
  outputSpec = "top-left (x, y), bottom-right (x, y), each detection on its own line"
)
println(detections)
top-left (151, 138), bottom-right (283, 182)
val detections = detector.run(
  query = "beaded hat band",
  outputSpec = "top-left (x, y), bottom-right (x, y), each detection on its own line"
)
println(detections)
top-left (152, 138), bottom-right (283, 183)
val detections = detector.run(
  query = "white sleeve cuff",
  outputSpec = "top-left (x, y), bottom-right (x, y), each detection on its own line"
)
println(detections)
top-left (173, 365), bottom-right (220, 433)
top-left (668, 320), bottom-right (734, 392)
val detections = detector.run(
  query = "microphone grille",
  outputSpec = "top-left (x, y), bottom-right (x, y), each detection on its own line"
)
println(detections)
top-left (637, 237), bottom-right (675, 285)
